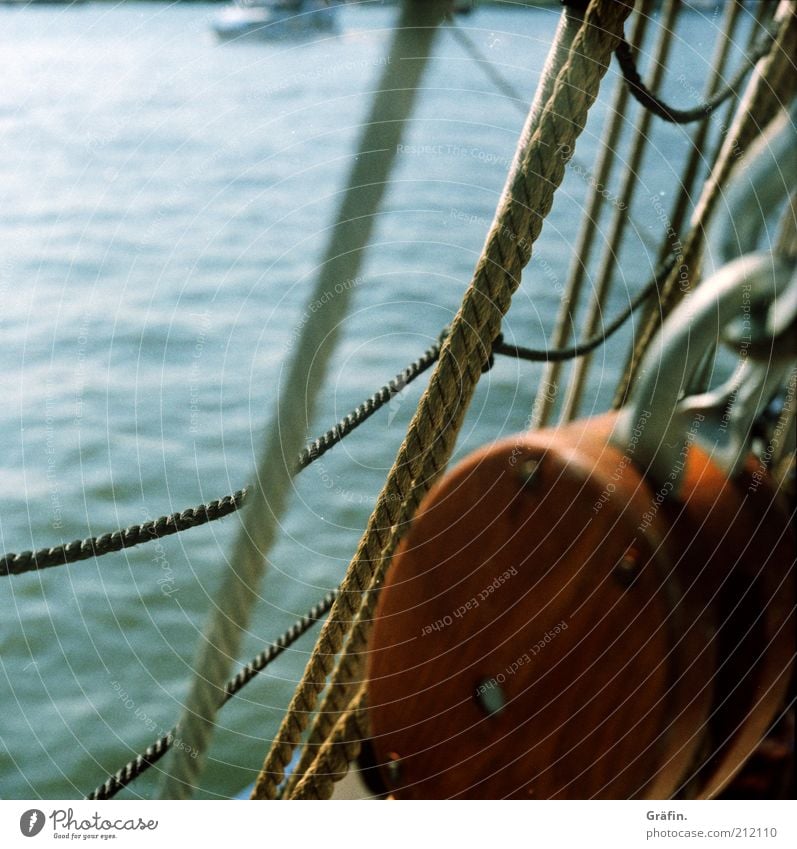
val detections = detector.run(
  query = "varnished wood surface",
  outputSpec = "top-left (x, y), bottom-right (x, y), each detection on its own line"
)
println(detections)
top-left (366, 414), bottom-right (795, 799)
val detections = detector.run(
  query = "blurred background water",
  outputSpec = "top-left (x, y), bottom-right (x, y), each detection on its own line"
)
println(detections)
top-left (0, 1), bottom-right (756, 798)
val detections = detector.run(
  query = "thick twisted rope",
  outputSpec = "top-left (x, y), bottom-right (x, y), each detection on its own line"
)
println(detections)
top-left (251, 0), bottom-right (635, 801)
top-left (614, 0), bottom-right (797, 407)
top-left (159, 0), bottom-right (451, 799)
top-left (560, 0), bottom-right (682, 422)
top-left (280, 254), bottom-right (676, 798)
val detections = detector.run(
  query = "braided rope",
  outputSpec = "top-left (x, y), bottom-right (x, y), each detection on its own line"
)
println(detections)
top-left (87, 591), bottom-right (336, 800)
top-left (300, 336), bottom-right (443, 466)
top-left (0, 494), bottom-right (246, 578)
top-left (615, 0), bottom-right (797, 407)
top-left (288, 685), bottom-right (369, 800)
top-left (251, 0), bottom-right (635, 801)
top-left (90, 732), bottom-right (176, 803)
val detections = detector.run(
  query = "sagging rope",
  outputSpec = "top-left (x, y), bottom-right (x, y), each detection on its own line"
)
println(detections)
top-left (82, 254), bottom-right (672, 799)
top-left (86, 590), bottom-right (337, 800)
top-left (493, 258), bottom-right (669, 364)
top-left (615, 22), bottom-right (776, 124)
top-left (615, 0), bottom-right (797, 407)
top-left (653, 0), bottom-right (752, 267)
top-left (263, 0), bottom-right (636, 801)
top-left (1, 268), bottom-right (664, 579)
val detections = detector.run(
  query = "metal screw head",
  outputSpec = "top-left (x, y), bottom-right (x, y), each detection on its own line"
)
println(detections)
top-left (474, 678), bottom-right (506, 716)
top-left (516, 457), bottom-right (541, 490)
top-left (614, 550), bottom-right (640, 586)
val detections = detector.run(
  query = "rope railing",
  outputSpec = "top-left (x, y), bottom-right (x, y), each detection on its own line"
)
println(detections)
top-left (78, 254), bottom-right (671, 799)
top-left (615, 23), bottom-right (776, 124)
top-left (614, 0), bottom-right (797, 406)
top-left (1, 265), bottom-right (665, 579)
top-left (5, 0), bottom-right (791, 806)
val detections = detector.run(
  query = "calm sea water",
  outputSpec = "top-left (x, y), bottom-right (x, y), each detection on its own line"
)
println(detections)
top-left (0, 1), bottom-right (752, 798)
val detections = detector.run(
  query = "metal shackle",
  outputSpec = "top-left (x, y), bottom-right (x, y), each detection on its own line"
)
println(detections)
top-left (613, 252), bottom-right (795, 493)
